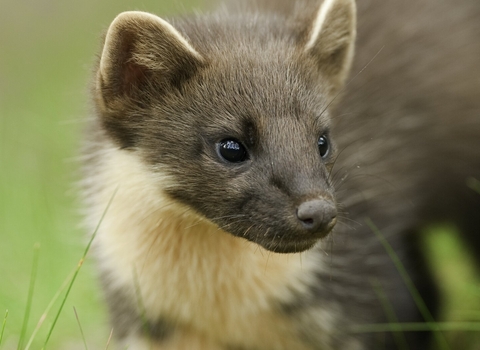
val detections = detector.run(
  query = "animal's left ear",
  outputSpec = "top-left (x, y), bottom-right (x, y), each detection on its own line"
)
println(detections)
top-left (302, 0), bottom-right (356, 94)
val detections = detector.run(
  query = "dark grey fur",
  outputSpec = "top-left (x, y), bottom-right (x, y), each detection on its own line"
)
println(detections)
top-left (99, 276), bottom-right (174, 343)
top-left (85, 0), bottom-right (480, 348)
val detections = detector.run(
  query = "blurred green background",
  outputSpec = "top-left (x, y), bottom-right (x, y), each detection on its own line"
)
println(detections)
top-left (0, 0), bottom-right (479, 349)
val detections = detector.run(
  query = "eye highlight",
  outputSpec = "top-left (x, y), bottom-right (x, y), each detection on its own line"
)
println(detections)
top-left (217, 139), bottom-right (249, 163)
top-left (318, 135), bottom-right (329, 158)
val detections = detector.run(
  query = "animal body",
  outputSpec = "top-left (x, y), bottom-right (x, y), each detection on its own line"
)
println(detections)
top-left (82, 0), bottom-right (480, 348)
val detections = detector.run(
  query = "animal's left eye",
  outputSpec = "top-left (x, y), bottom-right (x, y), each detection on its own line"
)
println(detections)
top-left (217, 139), bottom-right (249, 163)
top-left (318, 135), bottom-right (329, 158)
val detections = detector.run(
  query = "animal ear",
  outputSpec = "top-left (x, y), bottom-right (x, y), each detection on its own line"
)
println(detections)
top-left (97, 11), bottom-right (205, 109)
top-left (302, 0), bottom-right (356, 94)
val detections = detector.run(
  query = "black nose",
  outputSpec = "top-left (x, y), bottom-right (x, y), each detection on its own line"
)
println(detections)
top-left (296, 199), bottom-right (337, 232)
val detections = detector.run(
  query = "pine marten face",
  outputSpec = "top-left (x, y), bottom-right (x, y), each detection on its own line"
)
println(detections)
top-left (95, 6), bottom-right (355, 253)
top-left (142, 57), bottom-right (337, 253)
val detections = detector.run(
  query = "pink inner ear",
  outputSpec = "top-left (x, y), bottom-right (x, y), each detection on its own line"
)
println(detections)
top-left (110, 29), bottom-right (150, 95)
top-left (122, 60), bottom-right (149, 94)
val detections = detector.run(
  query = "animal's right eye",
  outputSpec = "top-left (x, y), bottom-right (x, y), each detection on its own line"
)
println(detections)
top-left (217, 139), bottom-right (249, 163)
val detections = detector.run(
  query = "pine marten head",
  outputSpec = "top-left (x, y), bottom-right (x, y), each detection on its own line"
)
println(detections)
top-left (93, 0), bottom-right (356, 253)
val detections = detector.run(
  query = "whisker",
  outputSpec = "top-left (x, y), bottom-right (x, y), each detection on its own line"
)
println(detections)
top-left (319, 46), bottom-right (385, 118)
top-left (265, 251), bottom-right (272, 272)
top-left (263, 228), bottom-right (271, 237)
top-left (136, 201), bottom-right (179, 226)
top-left (328, 139), bottom-right (363, 183)
top-left (337, 215), bottom-right (360, 226)
top-left (215, 218), bottom-right (250, 232)
top-left (335, 220), bottom-right (356, 231)
top-left (185, 213), bottom-right (248, 230)
top-left (243, 224), bottom-right (255, 237)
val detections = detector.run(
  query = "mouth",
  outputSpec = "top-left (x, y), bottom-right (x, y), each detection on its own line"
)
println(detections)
top-left (223, 215), bottom-right (336, 254)
top-left (260, 239), bottom-right (320, 253)
top-left (256, 229), bottom-right (333, 254)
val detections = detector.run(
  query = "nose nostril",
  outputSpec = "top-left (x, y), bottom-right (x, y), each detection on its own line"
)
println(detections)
top-left (301, 218), bottom-right (314, 226)
top-left (296, 199), bottom-right (337, 232)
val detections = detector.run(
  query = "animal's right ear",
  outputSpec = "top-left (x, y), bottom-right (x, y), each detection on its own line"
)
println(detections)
top-left (97, 11), bottom-right (205, 110)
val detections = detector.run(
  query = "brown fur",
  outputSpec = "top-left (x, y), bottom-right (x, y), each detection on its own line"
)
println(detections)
top-left (82, 0), bottom-right (480, 349)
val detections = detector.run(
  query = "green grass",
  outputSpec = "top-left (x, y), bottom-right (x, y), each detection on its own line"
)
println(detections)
top-left (0, 0), bottom-right (479, 348)
top-left (17, 245), bottom-right (39, 350)
top-left (366, 219), bottom-right (450, 349)
top-left (347, 223), bottom-right (480, 349)
top-left (0, 310), bottom-right (8, 347)
top-left (423, 226), bottom-right (480, 349)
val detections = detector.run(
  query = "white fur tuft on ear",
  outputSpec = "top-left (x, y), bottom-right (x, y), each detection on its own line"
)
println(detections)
top-left (302, 0), bottom-right (356, 94)
top-left (305, 0), bottom-right (337, 51)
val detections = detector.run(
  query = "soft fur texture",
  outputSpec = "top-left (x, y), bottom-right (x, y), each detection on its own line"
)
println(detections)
top-left (83, 0), bottom-right (480, 349)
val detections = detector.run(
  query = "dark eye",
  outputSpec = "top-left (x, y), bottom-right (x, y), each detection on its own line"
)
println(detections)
top-left (217, 139), bottom-right (249, 163)
top-left (318, 135), bottom-right (329, 158)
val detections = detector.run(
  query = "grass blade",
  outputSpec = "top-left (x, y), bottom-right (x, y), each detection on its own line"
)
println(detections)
top-left (42, 188), bottom-right (117, 349)
top-left (467, 177), bottom-right (480, 194)
top-left (24, 268), bottom-right (75, 350)
top-left (365, 218), bottom-right (450, 350)
top-left (17, 243), bottom-right (40, 350)
top-left (351, 322), bottom-right (480, 333)
top-left (73, 307), bottom-right (88, 350)
top-left (370, 278), bottom-right (409, 350)
top-left (0, 310), bottom-right (8, 348)
top-left (105, 329), bottom-right (113, 350)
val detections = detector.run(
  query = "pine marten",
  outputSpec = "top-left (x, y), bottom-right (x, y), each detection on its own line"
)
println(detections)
top-left (82, 0), bottom-right (480, 348)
